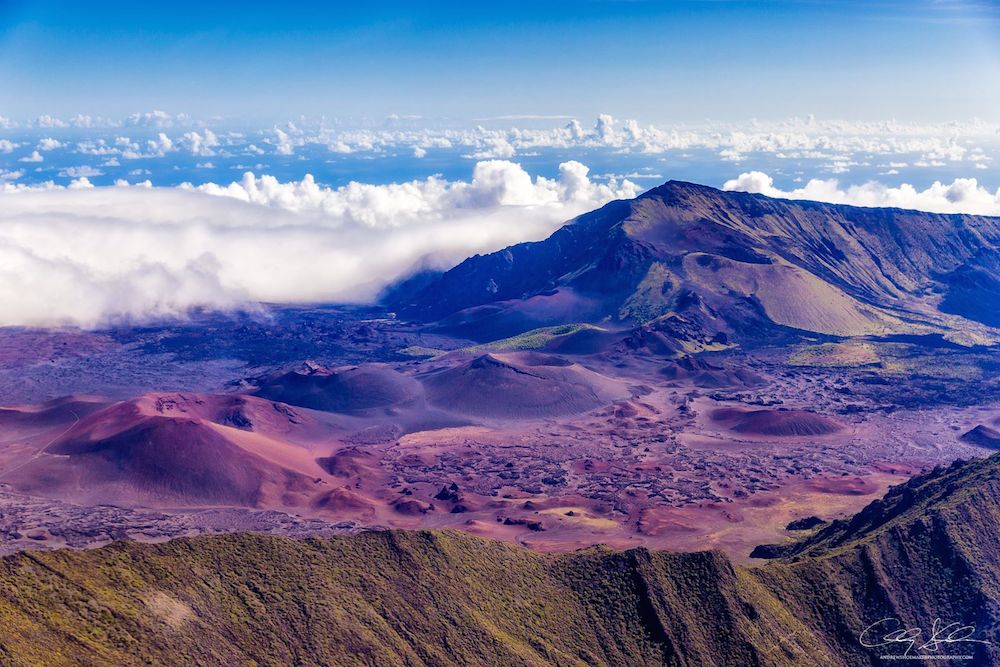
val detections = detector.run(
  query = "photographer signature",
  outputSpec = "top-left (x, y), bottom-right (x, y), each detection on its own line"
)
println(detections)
top-left (860, 617), bottom-right (991, 657)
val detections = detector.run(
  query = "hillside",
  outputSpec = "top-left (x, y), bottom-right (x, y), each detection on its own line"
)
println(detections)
top-left (386, 182), bottom-right (1000, 344)
top-left (1, 454), bottom-right (997, 666)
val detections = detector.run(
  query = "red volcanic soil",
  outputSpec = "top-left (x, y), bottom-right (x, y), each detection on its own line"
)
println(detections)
top-left (393, 498), bottom-right (435, 515)
top-left (803, 475), bottom-right (880, 496)
top-left (660, 358), bottom-right (763, 388)
top-left (48, 417), bottom-right (269, 505)
top-left (960, 424), bottom-right (1000, 449)
top-left (253, 363), bottom-right (423, 414)
top-left (421, 353), bottom-right (628, 419)
top-left (311, 487), bottom-right (376, 518)
top-left (0, 396), bottom-right (107, 430)
top-left (315, 447), bottom-right (379, 479)
top-left (4, 397), bottom-right (317, 507)
top-left (710, 407), bottom-right (843, 436)
top-left (137, 393), bottom-right (318, 438)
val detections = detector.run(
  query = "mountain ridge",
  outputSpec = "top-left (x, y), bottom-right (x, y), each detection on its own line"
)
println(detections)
top-left (1, 452), bottom-right (998, 666)
top-left (386, 181), bottom-right (1000, 346)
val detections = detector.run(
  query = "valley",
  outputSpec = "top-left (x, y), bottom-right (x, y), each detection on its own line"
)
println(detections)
top-left (0, 307), bottom-right (996, 560)
top-left (2, 182), bottom-right (1000, 562)
top-left (2, 452), bottom-right (999, 666)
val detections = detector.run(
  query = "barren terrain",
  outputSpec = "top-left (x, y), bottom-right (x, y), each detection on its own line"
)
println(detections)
top-left (1, 310), bottom-right (996, 561)
top-left (5, 183), bottom-right (1000, 561)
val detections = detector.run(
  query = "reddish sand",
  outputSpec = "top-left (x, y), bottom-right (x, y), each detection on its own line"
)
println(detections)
top-left (0, 344), bottom-right (984, 561)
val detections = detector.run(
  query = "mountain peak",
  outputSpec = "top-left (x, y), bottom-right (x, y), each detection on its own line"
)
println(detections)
top-left (386, 180), bottom-right (1000, 345)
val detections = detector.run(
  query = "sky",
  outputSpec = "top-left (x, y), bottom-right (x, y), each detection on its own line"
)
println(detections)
top-left (2, 1), bottom-right (1000, 328)
top-left (1, 1), bottom-right (999, 122)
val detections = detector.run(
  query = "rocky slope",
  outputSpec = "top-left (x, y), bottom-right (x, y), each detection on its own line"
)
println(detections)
top-left (1, 454), bottom-right (997, 666)
top-left (386, 182), bottom-right (1000, 345)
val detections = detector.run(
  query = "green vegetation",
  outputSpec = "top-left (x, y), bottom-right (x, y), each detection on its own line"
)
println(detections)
top-left (618, 262), bottom-right (677, 323)
top-left (397, 345), bottom-right (448, 358)
top-left (1, 454), bottom-right (998, 665)
top-left (788, 342), bottom-right (880, 368)
top-left (464, 323), bottom-right (607, 353)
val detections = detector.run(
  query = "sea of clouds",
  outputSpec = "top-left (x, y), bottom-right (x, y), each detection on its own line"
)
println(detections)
top-left (1, 112), bottom-right (998, 190)
top-left (723, 171), bottom-right (1000, 215)
top-left (0, 161), bottom-right (637, 327)
top-left (2, 111), bottom-right (1000, 328)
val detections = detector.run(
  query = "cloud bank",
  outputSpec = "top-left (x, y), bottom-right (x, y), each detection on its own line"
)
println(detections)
top-left (723, 171), bottom-right (1000, 215)
top-left (0, 161), bottom-right (637, 327)
top-left (3, 113), bottom-right (998, 188)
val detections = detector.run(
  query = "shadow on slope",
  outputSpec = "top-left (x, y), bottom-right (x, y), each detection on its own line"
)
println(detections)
top-left (421, 353), bottom-right (629, 419)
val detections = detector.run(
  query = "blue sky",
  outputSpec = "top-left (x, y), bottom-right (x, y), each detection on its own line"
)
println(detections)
top-left (1, 1), bottom-right (999, 122)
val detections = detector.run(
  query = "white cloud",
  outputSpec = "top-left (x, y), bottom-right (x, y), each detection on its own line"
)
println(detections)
top-left (76, 139), bottom-right (118, 156)
top-left (18, 151), bottom-right (43, 163)
top-left (144, 132), bottom-right (174, 157)
top-left (188, 160), bottom-right (636, 224)
top-left (595, 113), bottom-right (617, 145)
top-left (0, 161), bottom-right (637, 327)
top-left (68, 177), bottom-right (95, 189)
top-left (3, 114), bottom-right (1000, 166)
top-left (58, 166), bottom-right (104, 179)
top-left (182, 129), bottom-right (218, 156)
top-left (35, 115), bottom-right (67, 128)
top-left (37, 137), bottom-right (64, 151)
top-left (125, 110), bottom-right (188, 128)
top-left (723, 171), bottom-right (1000, 215)
top-left (0, 140), bottom-right (17, 153)
top-left (468, 135), bottom-right (516, 159)
top-left (273, 128), bottom-right (295, 155)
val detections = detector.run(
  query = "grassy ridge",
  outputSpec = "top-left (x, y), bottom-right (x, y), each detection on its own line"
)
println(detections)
top-left (463, 323), bottom-right (608, 353)
top-left (1, 455), bottom-right (999, 666)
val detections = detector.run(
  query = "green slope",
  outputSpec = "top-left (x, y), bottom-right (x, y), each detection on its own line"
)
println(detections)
top-left (1, 455), bottom-right (999, 666)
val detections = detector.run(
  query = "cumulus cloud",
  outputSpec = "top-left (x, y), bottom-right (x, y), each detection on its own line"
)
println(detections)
top-left (3, 114), bottom-right (999, 177)
top-left (273, 128), bottom-right (295, 155)
top-left (35, 114), bottom-right (67, 128)
top-left (0, 161), bottom-right (638, 327)
top-left (148, 132), bottom-right (173, 155)
top-left (58, 166), bottom-right (104, 179)
top-left (36, 137), bottom-right (64, 151)
top-left (125, 110), bottom-right (190, 128)
top-left (261, 115), bottom-right (1000, 166)
top-left (723, 171), bottom-right (1000, 215)
top-left (181, 129), bottom-right (218, 156)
